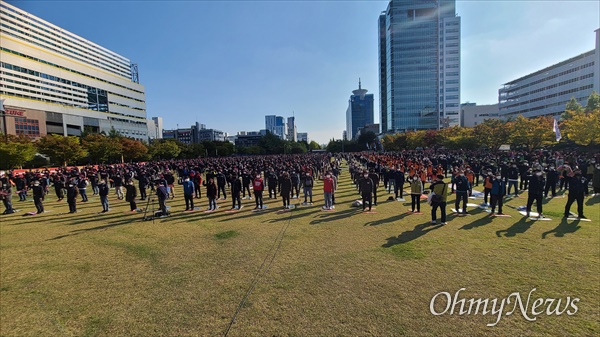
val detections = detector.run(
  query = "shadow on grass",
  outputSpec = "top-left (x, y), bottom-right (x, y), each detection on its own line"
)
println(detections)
top-left (541, 218), bottom-right (582, 239)
top-left (364, 211), bottom-right (411, 227)
top-left (495, 217), bottom-right (533, 238)
top-left (309, 208), bottom-right (359, 225)
top-left (47, 218), bottom-right (136, 241)
top-left (382, 222), bottom-right (443, 247)
top-left (459, 213), bottom-right (494, 230)
top-left (585, 195), bottom-right (599, 206)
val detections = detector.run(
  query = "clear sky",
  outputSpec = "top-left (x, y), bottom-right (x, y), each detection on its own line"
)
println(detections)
top-left (7, 0), bottom-right (599, 144)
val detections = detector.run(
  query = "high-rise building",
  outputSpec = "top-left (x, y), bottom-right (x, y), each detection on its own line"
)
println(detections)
top-left (265, 115), bottom-right (287, 139)
top-left (0, 1), bottom-right (147, 140)
top-left (287, 116), bottom-right (297, 142)
top-left (297, 132), bottom-right (308, 142)
top-left (379, 0), bottom-right (461, 133)
top-left (147, 116), bottom-right (163, 140)
top-left (346, 79), bottom-right (374, 140)
top-left (498, 29), bottom-right (599, 118)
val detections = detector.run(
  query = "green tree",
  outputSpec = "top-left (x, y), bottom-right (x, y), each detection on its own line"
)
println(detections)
top-left (509, 115), bottom-right (554, 150)
top-left (473, 119), bottom-right (511, 150)
top-left (0, 134), bottom-right (37, 169)
top-left (82, 133), bottom-right (122, 163)
top-left (438, 126), bottom-right (477, 150)
top-left (258, 132), bottom-right (285, 154)
top-left (562, 108), bottom-right (600, 146)
top-left (585, 91), bottom-right (600, 113)
top-left (289, 141), bottom-right (307, 154)
top-left (406, 131), bottom-right (427, 149)
top-left (308, 140), bottom-right (321, 151)
top-left (562, 97), bottom-right (583, 121)
top-left (148, 140), bottom-right (180, 160)
top-left (37, 134), bottom-right (87, 166)
top-left (120, 137), bottom-right (148, 161)
top-left (357, 131), bottom-right (377, 148)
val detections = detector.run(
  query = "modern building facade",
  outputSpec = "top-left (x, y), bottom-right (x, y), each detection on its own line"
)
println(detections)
top-left (346, 80), bottom-right (374, 140)
top-left (498, 29), bottom-right (600, 118)
top-left (265, 115), bottom-right (287, 139)
top-left (0, 1), bottom-right (147, 140)
top-left (287, 116), bottom-right (297, 142)
top-left (356, 123), bottom-right (380, 138)
top-left (147, 116), bottom-right (163, 140)
top-left (460, 103), bottom-right (499, 127)
top-left (379, 0), bottom-right (461, 133)
top-left (297, 132), bottom-right (308, 142)
top-left (161, 123), bottom-right (224, 144)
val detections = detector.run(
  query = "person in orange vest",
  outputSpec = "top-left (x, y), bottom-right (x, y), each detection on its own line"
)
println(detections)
top-left (465, 168), bottom-right (475, 196)
top-left (482, 170), bottom-right (494, 206)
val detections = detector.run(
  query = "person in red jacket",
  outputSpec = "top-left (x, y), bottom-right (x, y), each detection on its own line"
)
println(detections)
top-left (322, 173), bottom-right (334, 210)
top-left (252, 173), bottom-right (265, 210)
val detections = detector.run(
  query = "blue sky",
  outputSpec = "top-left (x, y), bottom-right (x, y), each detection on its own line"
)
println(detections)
top-left (8, 0), bottom-right (599, 144)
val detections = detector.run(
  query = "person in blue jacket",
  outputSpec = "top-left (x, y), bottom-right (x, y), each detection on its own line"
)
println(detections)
top-left (490, 173), bottom-right (507, 215)
top-left (181, 176), bottom-right (195, 211)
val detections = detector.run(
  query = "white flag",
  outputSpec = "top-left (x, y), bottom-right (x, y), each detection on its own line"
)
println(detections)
top-left (553, 118), bottom-right (562, 142)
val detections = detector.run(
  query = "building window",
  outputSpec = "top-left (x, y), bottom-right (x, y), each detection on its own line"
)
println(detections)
top-left (15, 117), bottom-right (40, 138)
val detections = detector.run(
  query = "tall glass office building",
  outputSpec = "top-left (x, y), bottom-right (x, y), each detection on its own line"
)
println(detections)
top-left (0, 1), bottom-right (147, 140)
top-left (379, 0), bottom-right (460, 133)
top-left (345, 80), bottom-right (374, 140)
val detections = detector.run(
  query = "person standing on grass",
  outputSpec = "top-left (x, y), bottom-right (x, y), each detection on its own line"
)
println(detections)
top-left (31, 180), bottom-right (44, 214)
top-left (66, 179), bottom-right (79, 214)
top-left (525, 168), bottom-right (545, 218)
top-left (77, 174), bottom-right (89, 202)
top-left (125, 180), bottom-right (138, 212)
top-left (544, 166), bottom-right (559, 198)
top-left (593, 163), bottom-right (600, 196)
top-left (409, 174), bottom-right (423, 213)
top-left (53, 174), bottom-right (65, 202)
top-left (302, 171), bottom-right (314, 204)
top-left (359, 171), bottom-right (374, 212)
top-left (483, 170), bottom-right (493, 206)
top-left (506, 163), bottom-right (520, 197)
top-left (216, 170), bottom-right (227, 200)
top-left (563, 170), bottom-right (588, 219)
top-left (98, 180), bottom-right (110, 213)
top-left (394, 166), bottom-right (405, 200)
top-left (279, 172), bottom-right (292, 209)
top-left (490, 173), bottom-right (507, 216)
top-left (156, 181), bottom-right (170, 216)
top-left (368, 169), bottom-right (379, 206)
top-left (429, 175), bottom-right (448, 225)
top-left (164, 170), bottom-right (176, 200)
top-left (230, 174), bottom-right (242, 210)
top-left (253, 173), bottom-right (265, 210)
top-left (322, 172), bottom-right (334, 210)
top-left (204, 178), bottom-right (218, 211)
top-left (454, 170), bottom-right (470, 214)
top-left (181, 176), bottom-right (195, 211)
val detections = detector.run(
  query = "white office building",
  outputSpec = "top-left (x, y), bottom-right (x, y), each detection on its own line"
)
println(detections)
top-left (147, 116), bottom-right (163, 140)
top-left (0, 1), bottom-right (147, 140)
top-left (499, 29), bottom-right (599, 118)
top-left (460, 103), bottom-right (499, 127)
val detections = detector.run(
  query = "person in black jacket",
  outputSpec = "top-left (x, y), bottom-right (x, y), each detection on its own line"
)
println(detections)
top-left (98, 179), bottom-right (110, 212)
top-left (279, 172), bottom-right (292, 209)
top-left (31, 179), bottom-right (45, 214)
top-left (368, 170), bottom-right (380, 206)
top-left (136, 172), bottom-right (149, 201)
top-left (359, 171), bottom-right (374, 212)
top-left (156, 181), bottom-right (169, 216)
top-left (564, 170), bottom-right (588, 218)
top-left (216, 171), bottom-right (227, 200)
top-left (241, 171), bottom-right (252, 199)
top-left (66, 179), bottom-right (79, 213)
top-left (544, 166), bottom-right (559, 198)
top-left (267, 170), bottom-right (278, 199)
top-left (526, 168), bottom-right (545, 218)
top-left (53, 175), bottom-right (65, 201)
top-left (125, 180), bottom-right (138, 211)
top-left (394, 167), bottom-right (405, 199)
top-left (230, 174), bottom-right (242, 210)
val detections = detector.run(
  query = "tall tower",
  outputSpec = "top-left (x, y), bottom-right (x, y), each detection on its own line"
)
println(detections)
top-left (379, 0), bottom-right (461, 133)
top-left (346, 79), bottom-right (374, 140)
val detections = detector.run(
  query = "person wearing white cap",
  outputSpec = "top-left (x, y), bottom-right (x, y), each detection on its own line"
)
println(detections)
top-left (31, 180), bottom-right (45, 214)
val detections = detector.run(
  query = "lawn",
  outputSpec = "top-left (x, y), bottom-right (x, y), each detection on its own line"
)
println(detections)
top-left (1, 165), bottom-right (598, 336)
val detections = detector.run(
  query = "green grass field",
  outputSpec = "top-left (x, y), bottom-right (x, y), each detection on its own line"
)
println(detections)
top-left (1, 166), bottom-right (598, 336)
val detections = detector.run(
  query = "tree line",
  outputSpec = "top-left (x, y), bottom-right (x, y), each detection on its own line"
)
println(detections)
top-left (326, 91), bottom-right (600, 153)
top-left (0, 128), bottom-right (322, 169)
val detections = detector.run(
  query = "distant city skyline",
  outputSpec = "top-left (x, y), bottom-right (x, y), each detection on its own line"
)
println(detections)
top-left (7, 0), bottom-right (599, 144)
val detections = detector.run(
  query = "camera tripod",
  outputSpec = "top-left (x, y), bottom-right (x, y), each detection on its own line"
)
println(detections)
top-left (142, 197), bottom-right (156, 223)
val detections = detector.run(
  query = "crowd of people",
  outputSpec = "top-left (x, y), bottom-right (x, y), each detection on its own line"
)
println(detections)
top-left (0, 148), bottom-right (598, 222)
